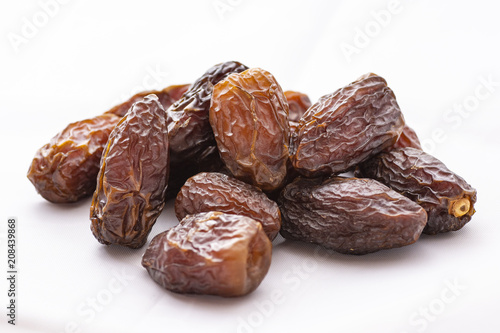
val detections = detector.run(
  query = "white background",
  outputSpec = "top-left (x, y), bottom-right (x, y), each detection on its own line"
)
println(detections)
top-left (1, 0), bottom-right (499, 332)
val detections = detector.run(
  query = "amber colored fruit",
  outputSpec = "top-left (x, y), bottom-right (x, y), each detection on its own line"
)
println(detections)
top-left (279, 176), bottom-right (428, 254)
top-left (90, 94), bottom-right (169, 248)
top-left (285, 90), bottom-right (312, 153)
top-left (210, 67), bottom-right (290, 191)
top-left (165, 62), bottom-right (248, 199)
top-left (105, 84), bottom-right (190, 117)
top-left (285, 90), bottom-right (312, 123)
top-left (356, 147), bottom-right (477, 235)
top-left (27, 113), bottom-right (121, 203)
top-left (175, 172), bottom-right (281, 240)
top-left (141, 211), bottom-right (272, 297)
top-left (291, 73), bottom-right (405, 177)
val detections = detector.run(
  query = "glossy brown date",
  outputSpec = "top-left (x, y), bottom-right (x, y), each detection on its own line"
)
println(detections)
top-left (291, 73), bottom-right (405, 177)
top-left (175, 172), bottom-right (281, 240)
top-left (279, 176), bottom-right (428, 254)
top-left (285, 90), bottom-right (312, 152)
top-left (141, 211), bottom-right (272, 297)
top-left (356, 147), bottom-right (477, 235)
top-left (90, 94), bottom-right (169, 248)
top-left (210, 67), bottom-right (290, 191)
top-left (27, 113), bottom-right (121, 203)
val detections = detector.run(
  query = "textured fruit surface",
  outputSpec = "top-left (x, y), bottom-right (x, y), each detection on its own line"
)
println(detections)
top-left (167, 61), bottom-right (248, 165)
top-left (285, 90), bottom-right (311, 123)
top-left (210, 67), bottom-right (290, 191)
top-left (141, 211), bottom-right (272, 297)
top-left (90, 94), bottom-right (169, 248)
top-left (285, 90), bottom-right (312, 152)
top-left (291, 73), bottom-right (405, 177)
top-left (175, 172), bottom-right (281, 240)
top-left (356, 147), bottom-right (477, 235)
top-left (27, 113), bottom-right (121, 203)
top-left (105, 84), bottom-right (190, 117)
top-left (389, 124), bottom-right (422, 151)
top-left (279, 177), bottom-right (428, 254)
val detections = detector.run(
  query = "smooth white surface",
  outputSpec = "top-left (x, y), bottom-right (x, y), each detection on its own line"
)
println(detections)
top-left (1, 0), bottom-right (499, 332)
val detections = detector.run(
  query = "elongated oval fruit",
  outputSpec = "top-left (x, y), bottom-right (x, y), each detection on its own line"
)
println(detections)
top-left (141, 211), bottom-right (272, 297)
top-left (175, 172), bottom-right (281, 240)
top-left (90, 94), bottom-right (169, 249)
top-left (356, 147), bottom-right (477, 235)
top-left (279, 177), bottom-right (428, 254)
top-left (165, 61), bottom-right (248, 199)
top-left (291, 73), bottom-right (405, 177)
top-left (27, 113), bottom-right (121, 203)
top-left (209, 67), bottom-right (290, 191)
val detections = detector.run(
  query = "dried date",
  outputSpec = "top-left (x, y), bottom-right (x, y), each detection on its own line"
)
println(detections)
top-left (291, 73), bottom-right (405, 177)
top-left (285, 90), bottom-right (312, 152)
top-left (167, 61), bottom-right (248, 165)
top-left (141, 211), bottom-right (272, 297)
top-left (175, 172), bottom-right (281, 240)
top-left (90, 94), bottom-right (169, 248)
top-left (27, 113), bottom-right (121, 203)
top-left (356, 147), bottom-right (477, 235)
top-left (388, 124), bottom-right (422, 151)
top-left (209, 67), bottom-right (290, 191)
top-left (285, 90), bottom-right (311, 123)
top-left (279, 176), bottom-right (428, 254)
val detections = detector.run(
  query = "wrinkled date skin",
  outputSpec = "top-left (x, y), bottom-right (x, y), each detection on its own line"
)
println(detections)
top-left (210, 67), bottom-right (290, 191)
top-left (285, 90), bottom-right (312, 153)
top-left (90, 95), bottom-right (170, 248)
top-left (105, 84), bottom-right (190, 117)
top-left (291, 73), bottom-right (405, 177)
top-left (27, 113), bottom-right (121, 203)
top-left (175, 172), bottom-right (281, 240)
top-left (167, 61), bottom-right (249, 165)
top-left (141, 211), bottom-right (272, 297)
top-left (356, 147), bottom-right (477, 235)
top-left (387, 124), bottom-right (422, 151)
top-left (285, 90), bottom-right (312, 123)
top-left (279, 177), bottom-right (428, 254)
top-left (165, 62), bottom-right (248, 199)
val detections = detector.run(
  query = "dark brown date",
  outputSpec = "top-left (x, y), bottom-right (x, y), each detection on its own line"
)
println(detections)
top-left (210, 67), bottom-right (290, 191)
top-left (141, 211), bottom-right (272, 297)
top-left (90, 94), bottom-right (169, 248)
top-left (388, 124), bottom-right (422, 151)
top-left (105, 84), bottom-right (190, 117)
top-left (285, 90), bottom-right (312, 123)
top-left (356, 147), bottom-right (477, 235)
top-left (27, 113), bottom-right (121, 203)
top-left (279, 177), bottom-right (428, 254)
top-left (167, 61), bottom-right (248, 165)
top-left (175, 172), bottom-right (281, 240)
top-left (291, 73), bottom-right (405, 177)
top-left (285, 90), bottom-right (312, 152)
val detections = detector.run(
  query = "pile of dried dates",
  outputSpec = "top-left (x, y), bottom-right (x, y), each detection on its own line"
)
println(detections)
top-left (27, 61), bottom-right (477, 297)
